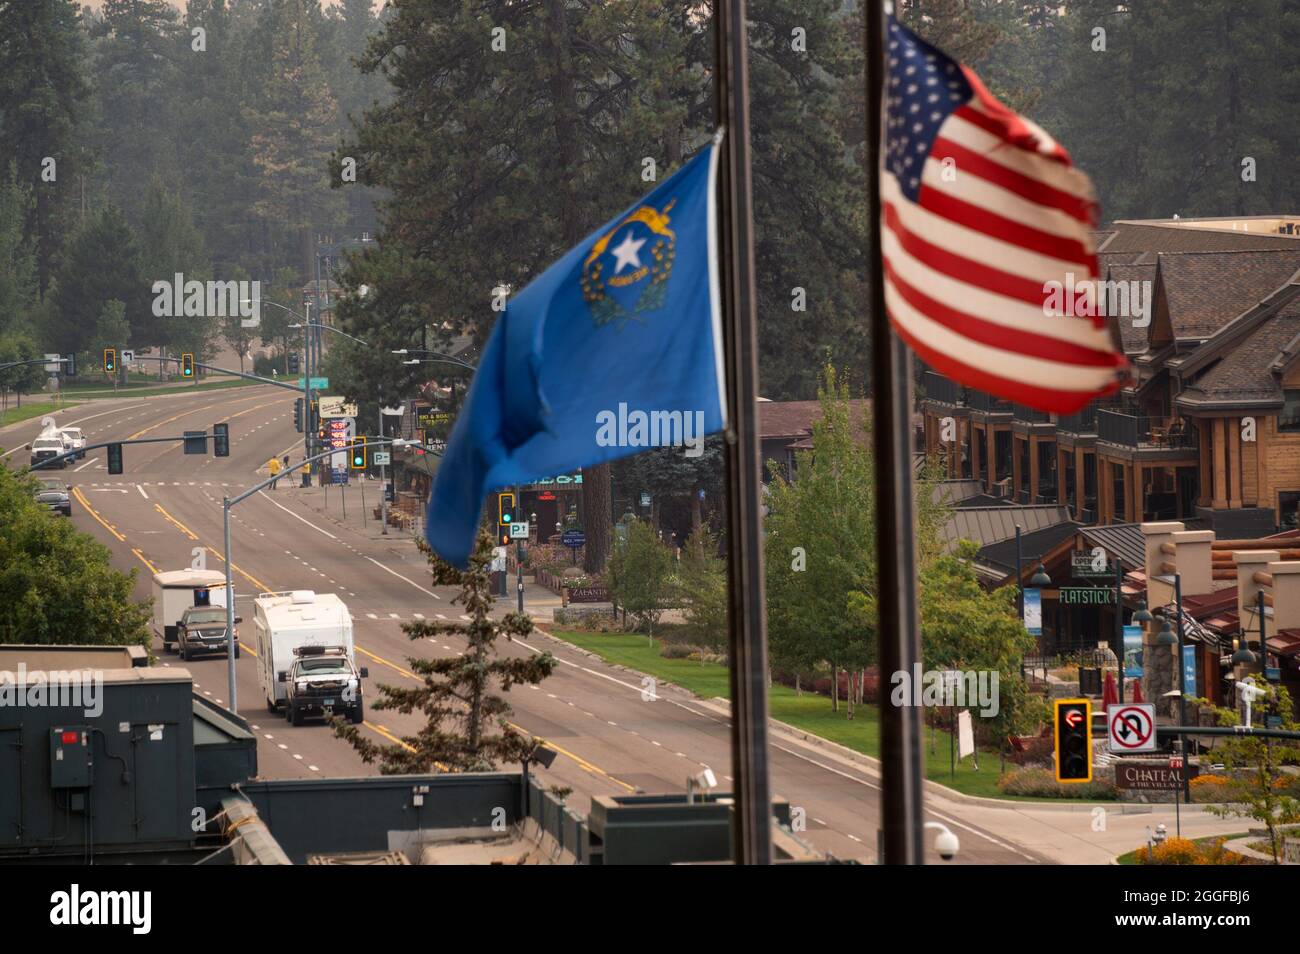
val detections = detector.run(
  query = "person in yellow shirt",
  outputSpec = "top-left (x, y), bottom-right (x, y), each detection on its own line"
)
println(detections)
top-left (267, 456), bottom-right (282, 489)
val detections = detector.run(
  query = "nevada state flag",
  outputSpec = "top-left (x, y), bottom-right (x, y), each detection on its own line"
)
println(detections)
top-left (427, 140), bottom-right (726, 567)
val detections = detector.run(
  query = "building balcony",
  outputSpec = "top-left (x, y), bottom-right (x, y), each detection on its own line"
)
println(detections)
top-left (1096, 410), bottom-right (1198, 453)
top-left (921, 371), bottom-right (964, 406)
top-left (1055, 406), bottom-right (1097, 435)
top-left (966, 390), bottom-right (1012, 414)
top-left (1012, 404), bottom-right (1051, 424)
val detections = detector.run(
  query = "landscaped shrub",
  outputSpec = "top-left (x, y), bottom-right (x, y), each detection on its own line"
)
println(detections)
top-left (996, 766), bottom-right (1116, 800)
top-left (660, 643), bottom-right (699, 660)
top-left (1134, 837), bottom-right (1245, 866)
top-left (1005, 734), bottom-right (1055, 767)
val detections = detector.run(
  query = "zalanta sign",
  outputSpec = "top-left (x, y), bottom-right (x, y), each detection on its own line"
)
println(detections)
top-left (1058, 587), bottom-right (1116, 605)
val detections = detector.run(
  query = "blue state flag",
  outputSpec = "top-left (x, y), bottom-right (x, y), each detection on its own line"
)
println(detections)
top-left (427, 139), bottom-right (727, 567)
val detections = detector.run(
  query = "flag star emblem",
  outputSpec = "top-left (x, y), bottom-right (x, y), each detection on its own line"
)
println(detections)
top-left (610, 230), bottom-right (646, 273)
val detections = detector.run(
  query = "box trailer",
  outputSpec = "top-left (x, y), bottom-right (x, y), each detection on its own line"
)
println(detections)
top-left (151, 569), bottom-right (229, 649)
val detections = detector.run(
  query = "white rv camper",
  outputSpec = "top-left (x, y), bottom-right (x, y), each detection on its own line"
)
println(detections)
top-left (254, 590), bottom-right (355, 711)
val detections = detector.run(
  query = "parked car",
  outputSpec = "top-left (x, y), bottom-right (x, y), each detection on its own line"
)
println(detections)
top-left (33, 478), bottom-right (71, 516)
top-left (29, 436), bottom-right (66, 469)
top-left (59, 427), bottom-right (86, 460)
top-left (175, 604), bottom-right (241, 662)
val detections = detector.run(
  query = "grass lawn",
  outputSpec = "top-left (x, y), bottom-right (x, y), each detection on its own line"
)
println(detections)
top-left (553, 629), bottom-right (1021, 800)
top-left (64, 377), bottom-right (259, 399)
top-left (0, 403), bottom-right (80, 428)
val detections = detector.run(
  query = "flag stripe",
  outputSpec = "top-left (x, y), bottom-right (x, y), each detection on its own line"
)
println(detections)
top-left (882, 198), bottom-right (1060, 307)
top-left (941, 112), bottom-right (1096, 203)
top-left (893, 316), bottom-right (1114, 413)
top-left (881, 227), bottom-right (1113, 346)
top-left (917, 184), bottom-right (1095, 266)
top-left (928, 136), bottom-right (1094, 224)
top-left (883, 258), bottom-right (1120, 367)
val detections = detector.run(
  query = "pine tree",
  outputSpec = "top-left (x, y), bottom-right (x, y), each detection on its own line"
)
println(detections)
top-left (244, 0), bottom-right (344, 282)
top-left (334, 529), bottom-right (556, 773)
top-left (0, 165), bottom-right (39, 337)
top-left (51, 207), bottom-right (150, 353)
top-left (0, 0), bottom-right (91, 296)
top-left (88, 0), bottom-right (186, 220)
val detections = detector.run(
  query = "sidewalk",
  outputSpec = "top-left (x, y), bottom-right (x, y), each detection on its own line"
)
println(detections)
top-left (274, 478), bottom-right (417, 543)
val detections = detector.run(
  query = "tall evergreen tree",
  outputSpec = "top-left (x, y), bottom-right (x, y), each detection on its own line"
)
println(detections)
top-left (0, 0), bottom-right (91, 296)
top-left (51, 207), bottom-right (150, 353)
top-left (244, 0), bottom-right (344, 281)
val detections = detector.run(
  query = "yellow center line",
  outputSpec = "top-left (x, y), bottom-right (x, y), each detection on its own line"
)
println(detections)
top-left (363, 720), bottom-right (417, 753)
top-left (131, 548), bottom-right (159, 574)
top-left (71, 487), bottom-right (126, 542)
top-left (126, 389), bottom-right (281, 440)
top-left (154, 503), bottom-right (198, 540)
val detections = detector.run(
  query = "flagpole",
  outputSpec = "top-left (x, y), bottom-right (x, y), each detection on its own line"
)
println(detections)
top-left (714, 0), bottom-right (773, 865)
top-left (866, 0), bottom-right (926, 864)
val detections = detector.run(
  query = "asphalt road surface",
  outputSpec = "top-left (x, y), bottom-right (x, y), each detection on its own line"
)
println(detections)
top-left (1, 385), bottom-right (1048, 864)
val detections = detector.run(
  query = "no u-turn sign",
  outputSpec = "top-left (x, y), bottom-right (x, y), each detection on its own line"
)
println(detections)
top-left (1108, 703), bottom-right (1156, 753)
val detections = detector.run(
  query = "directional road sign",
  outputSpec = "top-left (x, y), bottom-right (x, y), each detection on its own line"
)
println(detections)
top-left (1107, 702), bottom-right (1156, 753)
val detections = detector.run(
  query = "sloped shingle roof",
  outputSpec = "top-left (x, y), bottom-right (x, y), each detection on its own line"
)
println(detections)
top-left (1158, 249), bottom-right (1300, 340)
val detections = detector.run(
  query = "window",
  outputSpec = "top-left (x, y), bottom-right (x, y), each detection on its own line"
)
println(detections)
top-left (1280, 492), bottom-right (1300, 530)
top-left (1281, 390), bottom-right (1300, 432)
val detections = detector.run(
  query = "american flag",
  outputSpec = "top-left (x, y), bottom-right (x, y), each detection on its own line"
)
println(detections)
top-left (880, 15), bottom-right (1129, 413)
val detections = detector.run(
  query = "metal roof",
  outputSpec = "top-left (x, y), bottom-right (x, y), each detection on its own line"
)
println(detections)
top-left (1079, 523), bottom-right (1146, 572)
top-left (943, 504), bottom-right (1073, 551)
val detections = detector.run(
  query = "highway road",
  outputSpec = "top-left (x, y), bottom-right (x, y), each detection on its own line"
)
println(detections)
top-left (1, 385), bottom-right (1049, 864)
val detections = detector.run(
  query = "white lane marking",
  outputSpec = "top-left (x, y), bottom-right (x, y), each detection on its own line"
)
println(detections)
top-left (362, 555), bottom-right (443, 600)
top-left (0, 402), bottom-right (153, 459)
top-left (254, 489), bottom-right (338, 539)
top-left (74, 458), bottom-right (98, 472)
top-left (137, 484), bottom-right (149, 499)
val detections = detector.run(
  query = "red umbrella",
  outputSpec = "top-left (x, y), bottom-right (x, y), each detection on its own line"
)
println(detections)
top-left (1102, 670), bottom-right (1118, 714)
top-left (1131, 680), bottom-right (1145, 704)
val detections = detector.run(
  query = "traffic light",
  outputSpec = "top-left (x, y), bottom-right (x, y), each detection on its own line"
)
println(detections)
top-left (107, 442), bottom-right (123, 475)
top-left (350, 439), bottom-right (366, 470)
top-left (497, 492), bottom-right (516, 545)
top-left (1054, 699), bottom-right (1093, 783)
top-left (63, 353), bottom-right (76, 377)
top-left (103, 348), bottom-right (116, 373)
top-left (213, 422), bottom-right (229, 457)
top-left (287, 352), bottom-right (300, 375)
top-left (181, 353), bottom-right (195, 378)
top-left (293, 398), bottom-right (304, 433)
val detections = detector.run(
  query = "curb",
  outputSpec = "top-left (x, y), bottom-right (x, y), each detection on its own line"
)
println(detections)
top-left (535, 629), bottom-right (1232, 815)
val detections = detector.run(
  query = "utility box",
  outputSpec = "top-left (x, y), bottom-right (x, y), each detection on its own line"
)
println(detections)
top-left (50, 726), bottom-right (92, 788)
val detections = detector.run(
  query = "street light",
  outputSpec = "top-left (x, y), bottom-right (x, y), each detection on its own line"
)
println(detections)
top-left (1030, 563), bottom-right (1052, 586)
top-left (1156, 618), bottom-right (1178, 646)
top-left (1133, 600), bottom-right (1153, 624)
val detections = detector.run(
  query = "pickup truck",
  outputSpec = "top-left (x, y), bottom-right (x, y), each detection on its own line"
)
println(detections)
top-left (29, 436), bottom-right (66, 469)
top-left (280, 645), bottom-right (366, 726)
top-left (34, 478), bottom-right (72, 516)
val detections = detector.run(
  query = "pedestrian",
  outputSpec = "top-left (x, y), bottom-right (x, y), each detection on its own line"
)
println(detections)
top-left (267, 456), bottom-right (281, 489)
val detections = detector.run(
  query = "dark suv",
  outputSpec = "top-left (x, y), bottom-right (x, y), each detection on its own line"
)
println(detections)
top-left (176, 606), bottom-right (241, 661)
